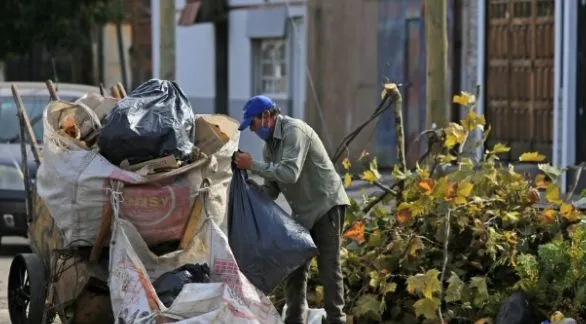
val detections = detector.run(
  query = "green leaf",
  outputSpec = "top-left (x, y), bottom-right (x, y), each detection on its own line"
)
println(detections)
top-left (391, 164), bottom-right (410, 180)
top-left (368, 271), bottom-right (381, 288)
top-left (469, 276), bottom-right (490, 306)
top-left (352, 294), bottom-right (383, 322)
top-left (408, 236), bottom-right (425, 257)
top-left (413, 297), bottom-right (440, 319)
top-left (519, 152), bottom-right (546, 162)
top-left (488, 143), bottom-right (511, 155)
top-left (382, 282), bottom-right (397, 296)
top-left (445, 272), bottom-right (465, 302)
top-left (367, 230), bottom-right (383, 247)
top-left (459, 157), bottom-right (475, 171)
top-left (503, 211), bottom-right (520, 224)
top-left (407, 269), bottom-right (441, 299)
top-left (538, 163), bottom-right (563, 180)
top-left (360, 158), bottom-right (382, 183)
top-left (545, 182), bottom-right (563, 204)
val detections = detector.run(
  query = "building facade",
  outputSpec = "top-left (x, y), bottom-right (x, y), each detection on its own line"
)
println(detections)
top-left (150, 0), bottom-right (583, 190)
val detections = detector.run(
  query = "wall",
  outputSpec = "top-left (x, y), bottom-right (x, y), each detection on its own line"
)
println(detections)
top-left (102, 23), bottom-right (133, 90)
top-left (173, 0), bottom-right (216, 115)
top-left (374, 0), bottom-right (455, 168)
top-left (129, 0), bottom-right (153, 89)
top-left (305, 0), bottom-right (378, 159)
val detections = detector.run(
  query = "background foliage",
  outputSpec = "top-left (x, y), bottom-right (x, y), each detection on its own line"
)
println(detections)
top-left (272, 87), bottom-right (585, 324)
top-left (0, 0), bottom-right (120, 60)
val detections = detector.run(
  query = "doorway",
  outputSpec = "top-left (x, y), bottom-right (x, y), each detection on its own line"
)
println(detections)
top-left (484, 0), bottom-right (555, 161)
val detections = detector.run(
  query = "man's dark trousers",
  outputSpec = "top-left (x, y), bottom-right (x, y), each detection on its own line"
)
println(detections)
top-left (284, 205), bottom-right (346, 324)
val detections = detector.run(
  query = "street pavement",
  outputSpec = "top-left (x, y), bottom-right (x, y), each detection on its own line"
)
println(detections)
top-left (0, 177), bottom-right (388, 323)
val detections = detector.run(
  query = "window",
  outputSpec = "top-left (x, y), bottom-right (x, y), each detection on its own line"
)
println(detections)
top-left (254, 38), bottom-right (288, 96)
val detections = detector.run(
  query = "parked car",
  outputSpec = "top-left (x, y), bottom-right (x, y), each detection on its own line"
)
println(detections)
top-left (0, 82), bottom-right (100, 246)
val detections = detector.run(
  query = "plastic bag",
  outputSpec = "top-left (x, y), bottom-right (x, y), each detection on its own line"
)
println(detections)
top-left (98, 79), bottom-right (195, 165)
top-left (109, 217), bottom-right (283, 323)
top-left (153, 263), bottom-right (211, 307)
top-left (227, 167), bottom-right (318, 294)
top-left (495, 292), bottom-right (536, 324)
top-left (281, 306), bottom-right (326, 324)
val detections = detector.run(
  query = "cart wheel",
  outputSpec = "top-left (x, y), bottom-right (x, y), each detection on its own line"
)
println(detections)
top-left (8, 253), bottom-right (51, 324)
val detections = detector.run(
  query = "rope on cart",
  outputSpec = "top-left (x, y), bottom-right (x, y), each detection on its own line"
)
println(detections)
top-left (108, 180), bottom-right (125, 222)
top-left (194, 179), bottom-right (213, 237)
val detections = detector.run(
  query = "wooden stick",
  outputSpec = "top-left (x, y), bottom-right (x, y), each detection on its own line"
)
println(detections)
top-left (179, 197), bottom-right (204, 249)
top-left (116, 82), bottom-right (127, 98)
top-left (99, 83), bottom-right (105, 96)
top-left (89, 201), bottom-right (112, 262)
top-left (45, 79), bottom-right (59, 101)
top-left (111, 85), bottom-right (121, 99)
top-left (15, 88), bottom-right (34, 224)
top-left (11, 85), bottom-right (42, 166)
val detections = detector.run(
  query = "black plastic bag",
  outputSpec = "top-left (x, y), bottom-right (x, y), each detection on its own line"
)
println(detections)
top-left (152, 263), bottom-right (211, 308)
top-left (98, 79), bottom-right (195, 165)
top-left (227, 167), bottom-right (318, 294)
top-left (494, 292), bottom-right (536, 324)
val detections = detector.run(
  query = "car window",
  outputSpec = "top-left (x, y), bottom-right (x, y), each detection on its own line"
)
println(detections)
top-left (0, 95), bottom-right (77, 143)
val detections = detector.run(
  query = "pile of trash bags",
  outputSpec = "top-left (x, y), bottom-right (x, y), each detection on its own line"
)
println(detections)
top-left (35, 79), bottom-right (320, 323)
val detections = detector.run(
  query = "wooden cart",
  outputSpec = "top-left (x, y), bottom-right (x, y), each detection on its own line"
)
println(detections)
top-left (7, 81), bottom-right (127, 324)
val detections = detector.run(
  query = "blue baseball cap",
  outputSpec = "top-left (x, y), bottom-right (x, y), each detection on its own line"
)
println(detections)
top-left (238, 95), bottom-right (275, 131)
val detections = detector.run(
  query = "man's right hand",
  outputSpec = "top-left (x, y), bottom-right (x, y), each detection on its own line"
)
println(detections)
top-left (246, 179), bottom-right (261, 188)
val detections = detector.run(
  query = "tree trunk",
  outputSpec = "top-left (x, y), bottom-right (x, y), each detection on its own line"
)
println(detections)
top-left (159, 0), bottom-right (176, 80)
top-left (425, 0), bottom-right (450, 129)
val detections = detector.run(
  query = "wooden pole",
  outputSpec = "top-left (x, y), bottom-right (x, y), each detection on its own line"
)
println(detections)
top-left (159, 0), bottom-right (176, 80)
top-left (424, 0), bottom-right (450, 129)
top-left (11, 85), bottom-right (42, 166)
top-left (111, 85), bottom-right (121, 99)
top-left (117, 82), bottom-right (127, 98)
top-left (45, 79), bottom-right (59, 101)
top-left (14, 89), bottom-right (33, 224)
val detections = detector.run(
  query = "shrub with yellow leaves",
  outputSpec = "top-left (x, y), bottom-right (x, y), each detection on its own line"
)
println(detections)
top-left (297, 85), bottom-right (586, 323)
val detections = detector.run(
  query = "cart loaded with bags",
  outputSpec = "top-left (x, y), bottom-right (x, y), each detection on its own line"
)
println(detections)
top-left (7, 79), bottom-right (284, 324)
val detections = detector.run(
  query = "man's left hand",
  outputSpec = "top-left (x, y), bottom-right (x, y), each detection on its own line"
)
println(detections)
top-left (234, 151), bottom-right (254, 169)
